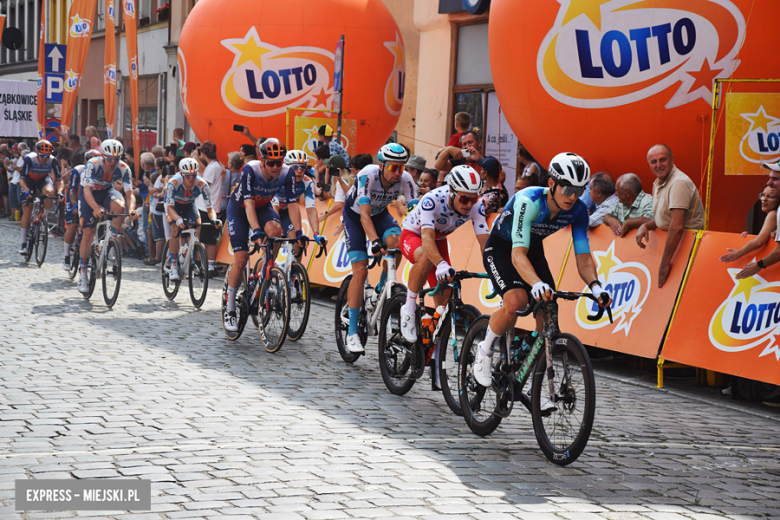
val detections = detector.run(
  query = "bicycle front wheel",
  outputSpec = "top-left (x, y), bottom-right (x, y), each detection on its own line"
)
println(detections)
top-left (250, 256), bottom-right (267, 329)
top-left (85, 247), bottom-right (98, 299)
top-left (23, 224), bottom-right (35, 262)
top-left (531, 333), bottom-right (596, 466)
top-left (286, 262), bottom-right (310, 341)
top-left (459, 316), bottom-right (504, 437)
top-left (378, 293), bottom-right (416, 395)
top-left (68, 241), bottom-right (79, 280)
top-left (188, 242), bottom-right (209, 308)
top-left (438, 304), bottom-right (482, 416)
top-left (102, 239), bottom-right (122, 307)
top-left (258, 266), bottom-right (289, 353)
top-left (34, 222), bottom-right (48, 266)
top-left (160, 240), bottom-right (180, 300)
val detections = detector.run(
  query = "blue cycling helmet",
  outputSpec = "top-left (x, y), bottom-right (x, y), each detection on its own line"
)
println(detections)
top-left (377, 143), bottom-right (409, 164)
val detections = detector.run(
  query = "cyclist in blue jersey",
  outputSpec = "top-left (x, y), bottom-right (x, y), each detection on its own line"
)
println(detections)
top-left (165, 157), bottom-right (222, 281)
top-left (343, 143), bottom-right (418, 354)
top-left (77, 139), bottom-right (138, 294)
top-left (223, 138), bottom-right (304, 332)
top-left (474, 152), bottom-right (612, 389)
top-left (60, 149), bottom-right (100, 270)
top-left (18, 140), bottom-right (63, 254)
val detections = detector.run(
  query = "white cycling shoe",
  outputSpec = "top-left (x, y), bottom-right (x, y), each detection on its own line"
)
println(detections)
top-left (62, 256), bottom-right (71, 271)
top-left (18, 243), bottom-right (27, 254)
top-left (346, 334), bottom-right (365, 354)
top-left (77, 276), bottom-right (89, 294)
top-left (399, 306), bottom-right (417, 343)
top-left (223, 311), bottom-right (238, 332)
top-left (538, 395), bottom-right (558, 414)
top-left (169, 264), bottom-right (180, 281)
top-left (473, 341), bottom-right (494, 387)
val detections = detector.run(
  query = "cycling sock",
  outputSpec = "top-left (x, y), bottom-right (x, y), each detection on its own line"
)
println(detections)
top-left (21, 228), bottom-right (27, 243)
top-left (226, 286), bottom-right (236, 312)
top-left (375, 270), bottom-right (387, 294)
top-left (481, 326), bottom-right (500, 356)
top-left (111, 226), bottom-right (118, 235)
top-left (64, 242), bottom-right (71, 257)
top-left (79, 258), bottom-right (88, 276)
top-left (404, 290), bottom-right (418, 314)
top-left (208, 260), bottom-right (215, 270)
top-left (348, 307), bottom-right (360, 336)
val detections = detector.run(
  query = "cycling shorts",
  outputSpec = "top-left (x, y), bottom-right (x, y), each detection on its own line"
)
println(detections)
top-left (400, 229), bottom-right (451, 288)
top-left (22, 176), bottom-right (54, 201)
top-left (279, 207), bottom-right (295, 235)
top-left (482, 234), bottom-right (555, 299)
top-left (166, 202), bottom-right (200, 224)
top-left (78, 187), bottom-right (124, 229)
top-left (226, 200), bottom-right (280, 253)
top-left (343, 207), bottom-right (400, 264)
top-left (64, 202), bottom-right (78, 225)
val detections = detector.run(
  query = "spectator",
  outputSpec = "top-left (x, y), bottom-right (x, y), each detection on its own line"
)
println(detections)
top-left (194, 140), bottom-right (224, 278)
top-left (419, 169), bottom-right (437, 194)
top-left (313, 144), bottom-right (331, 198)
top-left (587, 172), bottom-right (619, 228)
top-left (151, 145), bottom-right (164, 159)
top-left (603, 173), bottom-right (654, 237)
top-left (763, 158), bottom-right (780, 190)
top-left (434, 130), bottom-right (483, 182)
top-left (69, 134), bottom-right (85, 157)
top-left (239, 143), bottom-right (256, 164)
top-left (148, 167), bottom-right (168, 264)
top-left (517, 145), bottom-right (541, 181)
top-left (181, 142), bottom-right (197, 157)
top-left (236, 125), bottom-right (261, 146)
top-left (318, 124), bottom-right (349, 167)
top-left (85, 126), bottom-right (101, 151)
top-left (514, 168), bottom-right (539, 193)
top-left (139, 153), bottom-right (157, 261)
top-left (637, 144), bottom-right (704, 287)
top-left (447, 111), bottom-right (471, 147)
top-left (477, 156), bottom-right (508, 213)
top-left (722, 186), bottom-right (778, 265)
top-left (6, 144), bottom-right (26, 220)
top-left (404, 155), bottom-right (426, 186)
top-left (221, 152), bottom-right (243, 222)
top-left (172, 127), bottom-right (186, 156)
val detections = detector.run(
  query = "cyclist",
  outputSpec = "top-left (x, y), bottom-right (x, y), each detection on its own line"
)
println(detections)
top-left (18, 140), bottom-right (62, 254)
top-left (474, 152), bottom-right (612, 389)
top-left (61, 149), bottom-right (101, 270)
top-left (77, 139), bottom-right (138, 294)
top-left (164, 157), bottom-right (222, 281)
top-left (398, 164), bottom-right (490, 342)
top-left (273, 149), bottom-right (326, 256)
top-left (223, 138), bottom-right (304, 332)
top-left (343, 143), bottom-right (418, 354)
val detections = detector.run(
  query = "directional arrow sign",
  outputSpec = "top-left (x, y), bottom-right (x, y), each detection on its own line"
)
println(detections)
top-left (44, 44), bottom-right (67, 74)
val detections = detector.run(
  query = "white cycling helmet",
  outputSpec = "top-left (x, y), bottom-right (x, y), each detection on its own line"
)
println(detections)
top-left (447, 164), bottom-right (482, 195)
top-left (548, 152), bottom-right (590, 188)
top-left (101, 139), bottom-right (123, 158)
top-left (284, 149), bottom-right (308, 165)
top-left (179, 157), bottom-right (199, 174)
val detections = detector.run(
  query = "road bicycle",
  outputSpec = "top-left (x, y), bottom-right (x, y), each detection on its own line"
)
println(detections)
top-left (377, 270), bottom-right (482, 415)
top-left (67, 229), bottom-right (83, 280)
top-left (334, 248), bottom-right (406, 364)
top-left (161, 219), bottom-right (212, 308)
top-left (81, 213), bottom-right (132, 307)
top-left (459, 290), bottom-right (612, 466)
top-left (21, 194), bottom-right (58, 267)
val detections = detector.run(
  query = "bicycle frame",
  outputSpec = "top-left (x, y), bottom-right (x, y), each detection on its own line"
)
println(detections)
top-left (91, 213), bottom-right (131, 277)
top-left (366, 253), bottom-right (399, 337)
top-left (174, 227), bottom-right (199, 279)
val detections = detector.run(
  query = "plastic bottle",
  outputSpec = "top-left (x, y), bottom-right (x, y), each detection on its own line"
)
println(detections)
top-left (521, 331), bottom-right (539, 355)
top-left (420, 312), bottom-right (433, 345)
top-left (430, 305), bottom-right (445, 337)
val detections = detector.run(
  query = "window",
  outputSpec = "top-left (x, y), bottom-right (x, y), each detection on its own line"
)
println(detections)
top-left (95, 0), bottom-right (105, 31)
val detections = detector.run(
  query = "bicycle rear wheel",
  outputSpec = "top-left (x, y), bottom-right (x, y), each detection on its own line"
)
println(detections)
top-left (160, 240), bottom-right (180, 300)
top-left (68, 239), bottom-right (79, 280)
top-left (286, 262), bottom-right (310, 341)
top-left (459, 316), bottom-right (504, 436)
top-left (23, 224), bottom-right (35, 262)
top-left (85, 247), bottom-right (98, 299)
top-left (221, 263), bottom-right (248, 341)
top-left (334, 275), bottom-right (365, 364)
top-left (438, 304), bottom-right (481, 416)
top-left (102, 239), bottom-right (122, 307)
top-left (34, 221), bottom-right (48, 266)
top-left (378, 293), bottom-right (416, 395)
top-left (258, 266), bottom-right (289, 353)
top-left (188, 242), bottom-right (209, 308)
top-left (531, 333), bottom-right (595, 466)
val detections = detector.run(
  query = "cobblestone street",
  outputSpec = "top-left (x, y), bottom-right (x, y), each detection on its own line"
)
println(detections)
top-left (1, 221), bottom-right (779, 520)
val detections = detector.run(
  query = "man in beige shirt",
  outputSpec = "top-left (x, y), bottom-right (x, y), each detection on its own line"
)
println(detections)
top-left (636, 144), bottom-right (704, 287)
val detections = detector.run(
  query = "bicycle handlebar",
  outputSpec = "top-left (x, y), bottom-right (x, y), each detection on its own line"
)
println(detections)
top-left (515, 290), bottom-right (613, 323)
top-left (367, 247), bottom-right (401, 269)
top-left (247, 234), bottom-right (328, 258)
top-left (425, 271), bottom-right (489, 296)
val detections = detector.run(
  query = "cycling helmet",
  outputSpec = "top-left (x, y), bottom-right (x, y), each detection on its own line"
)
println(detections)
top-left (36, 140), bottom-right (53, 156)
top-left (447, 164), bottom-right (482, 195)
top-left (284, 149), bottom-right (308, 165)
top-left (548, 152), bottom-right (590, 187)
top-left (179, 157), bottom-right (199, 174)
top-left (85, 149), bottom-right (102, 160)
top-left (101, 139), bottom-right (124, 158)
top-left (377, 143), bottom-right (409, 164)
top-left (259, 138), bottom-right (287, 160)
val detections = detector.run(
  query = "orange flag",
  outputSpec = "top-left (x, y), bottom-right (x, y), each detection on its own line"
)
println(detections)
top-left (103, 0), bottom-right (117, 138)
top-left (59, 0), bottom-right (97, 137)
top-left (35, 9), bottom-right (44, 139)
top-left (123, 0), bottom-right (140, 178)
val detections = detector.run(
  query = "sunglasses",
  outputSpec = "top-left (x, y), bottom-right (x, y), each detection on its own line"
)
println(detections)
top-left (561, 185), bottom-right (585, 197)
top-left (759, 192), bottom-right (778, 200)
top-left (104, 156), bottom-right (120, 163)
top-left (182, 173), bottom-right (197, 178)
top-left (456, 194), bottom-right (479, 205)
top-left (292, 164), bottom-right (307, 171)
top-left (265, 160), bottom-right (283, 168)
top-left (385, 164), bottom-right (404, 173)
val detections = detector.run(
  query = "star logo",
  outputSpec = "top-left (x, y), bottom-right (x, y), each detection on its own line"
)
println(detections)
top-left (595, 245), bottom-right (618, 284)
top-left (727, 265), bottom-right (762, 301)
top-left (741, 105), bottom-right (780, 135)
top-left (383, 32), bottom-right (405, 72)
top-left (561, 0), bottom-right (613, 32)
top-left (312, 87), bottom-right (331, 109)
top-left (222, 27), bottom-right (272, 72)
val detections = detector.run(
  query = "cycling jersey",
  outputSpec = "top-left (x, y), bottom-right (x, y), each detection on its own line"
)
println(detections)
top-left (345, 165), bottom-right (417, 215)
top-left (491, 186), bottom-right (590, 255)
top-left (403, 185), bottom-right (489, 239)
top-left (81, 157), bottom-right (132, 192)
top-left (20, 152), bottom-right (61, 182)
top-left (164, 173), bottom-right (213, 209)
top-left (230, 160), bottom-right (297, 208)
top-left (275, 175), bottom-right (316, 210)
top-left (66, 165), bottom-right (84, 206)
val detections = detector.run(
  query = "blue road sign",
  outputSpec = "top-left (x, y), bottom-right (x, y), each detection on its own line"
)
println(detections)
top-left (44, 44), bottom-right (67, 74)
top-left (45, 73), bottom-right (65, 103)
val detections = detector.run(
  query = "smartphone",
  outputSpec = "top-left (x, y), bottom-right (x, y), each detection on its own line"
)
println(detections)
top-left (45, 126), bottom-right (56, 132)
top-left (329, 166), bottom-right (340, 177)
top-left (233, 124), bottom-right (245, 132)
top-left (461, 148), bottom-right (471, 159)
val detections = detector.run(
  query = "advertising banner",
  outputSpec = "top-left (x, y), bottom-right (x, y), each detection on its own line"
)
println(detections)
top-left (0, 80), bottom-right (40, 138)
top-left (663, 231), bottom-right (780, 385)
top-left (294, 116), bottom-right (357, 163)
top-left (556, 226), bottom-right (696, 358)
top-left (123, 0), bottom-right (140, 177)
top-left (103, 0), bottom-right (117, 138)
top-left (36, 7), bottom-right (45, 139)
top-left (725, 93), bottom-right (780, 175)
top-left (59, 0), bottom-right (97, 136)
top-left (485, 92), bottom-right (518, 190)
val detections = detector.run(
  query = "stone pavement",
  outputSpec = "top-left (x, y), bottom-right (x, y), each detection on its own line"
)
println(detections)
top-left (0, 220), bottom-right (778, 520)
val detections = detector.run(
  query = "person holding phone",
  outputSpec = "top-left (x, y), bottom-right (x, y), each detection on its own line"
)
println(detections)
top-left (433, 130), bottom-right (483, 184)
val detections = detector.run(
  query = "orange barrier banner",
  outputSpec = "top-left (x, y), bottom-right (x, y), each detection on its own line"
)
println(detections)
top-left (663, 232), bottom-right (780, 385)
top-left (556, 226), bottom-right (696, 359)
top-left (103, 0), bottom-right (117, 138)
top-left (35, 9), bottom-right (44, 139)
top-left (122, 0), bottom-right (140, 176)
top-left (59, 0), bottom-right (97, 136)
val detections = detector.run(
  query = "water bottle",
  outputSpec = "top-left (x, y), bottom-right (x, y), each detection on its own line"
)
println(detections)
top-left (181, 242), bottom-right (189, 259)
top-left (430, 305), bottom-right (445, 338)
top-left (421, 312), bottom-right (433, 346)
top-left (364, 285), bottom-right (375, 312)
top-left (521, 331), bottom-right (539, 355)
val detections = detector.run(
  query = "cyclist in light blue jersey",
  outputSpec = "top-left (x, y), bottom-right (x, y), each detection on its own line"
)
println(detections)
top-left (475, 152), bottom-right (612, 390)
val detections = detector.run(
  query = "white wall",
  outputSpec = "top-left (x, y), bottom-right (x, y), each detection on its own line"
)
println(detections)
top-left (118, 25), bottom-right (168, 75)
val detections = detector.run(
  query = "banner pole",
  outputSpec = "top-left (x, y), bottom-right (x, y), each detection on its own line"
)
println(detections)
top-left (703, 80), bottom-right (722, 232)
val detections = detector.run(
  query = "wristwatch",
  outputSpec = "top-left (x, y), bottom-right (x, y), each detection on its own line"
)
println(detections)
top-left (758, 259), bottom-right (765, 269)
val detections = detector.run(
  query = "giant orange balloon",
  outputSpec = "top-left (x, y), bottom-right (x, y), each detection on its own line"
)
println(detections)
top-left (490, 0), bottom-right (780, 232)
top-left (178, 0), bottom-right (405, 161)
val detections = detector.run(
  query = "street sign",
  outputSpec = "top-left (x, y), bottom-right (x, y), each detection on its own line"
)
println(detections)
top-left (45, 73), bottom-right (65, 103)
top-left (44, 44), bottom-right (67, 73)
top-left (333, 40), bottom-right (343, 92)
